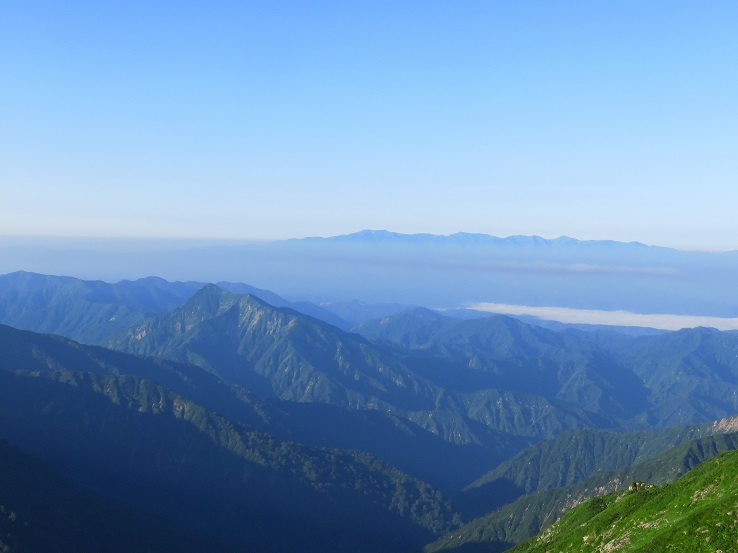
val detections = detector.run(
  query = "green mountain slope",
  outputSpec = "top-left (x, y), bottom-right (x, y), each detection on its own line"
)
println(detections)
top-left (509, 449), bottom-right (738, 552)
top-left (0, 271), bottom-right (350, 344)
top-left (0, 271), bottom-right (200, 344)
top-left (112, 284), bottom-right (437, 405)
top-left (0, 322), bottom-right (285, 432)
top-left (111, 286), bottom-right (623, 443)
top-left (0, 317), bottom-right (467, 552)
top-left (359, 309), bottom-right (738, 434)
top-left (0, 321), bottom-right (509, 492)
top-left (356, 309), bottom-right (648, 420)
top-left (425, 432), bottom-right (738, 552)
top-left (623, 327), bottom-right (738, 426)
top-left (567, 325), bottom-right (738, 426)
top-left (460, 416), bottom-right (738, 516)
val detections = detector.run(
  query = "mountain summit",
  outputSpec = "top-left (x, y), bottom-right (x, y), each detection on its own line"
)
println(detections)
top-left (112, 285), bottom-right (434, 406)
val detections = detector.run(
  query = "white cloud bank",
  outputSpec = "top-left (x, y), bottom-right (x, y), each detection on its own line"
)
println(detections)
top-left (468, 303), bottom-right (738, 331)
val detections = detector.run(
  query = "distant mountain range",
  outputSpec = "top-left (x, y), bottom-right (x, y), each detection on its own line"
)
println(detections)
top-left (289, 229), bottom-right (660, 251)
top-left (2, 231), bottom-right (738, 317)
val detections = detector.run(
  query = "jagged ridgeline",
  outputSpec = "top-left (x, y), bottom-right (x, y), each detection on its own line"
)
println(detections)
top-left (0, 271), bottom-right (350, 344)
top-left (107, 284), bottom-right (536, 454)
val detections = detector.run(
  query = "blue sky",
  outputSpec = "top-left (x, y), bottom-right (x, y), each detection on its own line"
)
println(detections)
top-left (2, 1), bottom-right (737, 250)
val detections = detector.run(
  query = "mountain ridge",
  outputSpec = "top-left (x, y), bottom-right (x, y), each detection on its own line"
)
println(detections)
top-left (508, 448), bottom-right (738, 552)
top-left (286, 230), bottom-right (665, 251)
top-left (108, 285), bottom-right (626, 444)
top-left (426, 431), bottom-right (738, 552)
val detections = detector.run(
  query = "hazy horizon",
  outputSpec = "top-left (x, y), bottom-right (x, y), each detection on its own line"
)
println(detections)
top-left (0, 229), bottom-right (736, 254)
top-left (2, 227), bottom-right (738, 331)
top-left (3, 2), bottom-right (737, 251)
top-left (3, 2), bottom-right (737, 326)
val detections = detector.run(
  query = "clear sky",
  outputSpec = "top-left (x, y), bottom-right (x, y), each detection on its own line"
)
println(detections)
top-left (2, 1), bottom-right (737, 250)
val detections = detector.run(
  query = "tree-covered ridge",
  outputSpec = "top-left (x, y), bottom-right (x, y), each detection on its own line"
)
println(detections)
top-left (0, 320), bottom-right (465, 552)
top-left (111, 284), bottom-right (437, 404)
top-left (0, 367), bottom-right (459, 551)
top-left (108, 285), bottom-right (559, 447)
top-left (426, 432), bottom-right (738, 552)
top-left (0, 271), bottom-right (348, 345)
top-left (356, 307), bottom-right (652, 426)
top-left (108, 286), bottom-right (631, 445)
top-left (7, 273), bottom-right (738, 551)
top-left (0, 320), bottom-right (510, 494)
top-left (509, 449), bottom-right (738, 552)
top-left (6, 271), bottom-right (738, 437)
top-left (618, 327), bottom-right (738, 426)
top-left (460, 415), bottom-right (738, 516)
top-left (357, 308), bottom-right (738, 430)
top-left (8, 274), bottom-right (738, 449)
top-left (0, 271), bottom-right (201, 344)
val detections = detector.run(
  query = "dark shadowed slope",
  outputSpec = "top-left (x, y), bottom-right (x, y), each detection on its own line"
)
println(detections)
top-left (0, 439), bottom-right (228, 553)
top-left (0, 365), bottom-right (458, 553)
top-left (0, 322), bottom-right (509, 492)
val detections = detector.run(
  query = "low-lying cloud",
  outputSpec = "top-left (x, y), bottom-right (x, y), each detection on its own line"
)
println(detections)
top-left (468, 302), bottom-right (738, 331)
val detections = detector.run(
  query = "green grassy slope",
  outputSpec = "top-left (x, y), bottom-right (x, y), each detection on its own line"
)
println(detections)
top-left (426, 432), bottom-right (738, 552)
top-left (510, 449), bottom-right (738, 552)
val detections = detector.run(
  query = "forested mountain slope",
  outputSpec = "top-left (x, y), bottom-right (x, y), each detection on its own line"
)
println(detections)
top-left (0, 271), bottom-right (349, 344)
top-left (5, 272), bottom-right (738, 552)
top-left (460, 415), bottom-right (738, 515)
top-left (426, 432), bottom-right (738, 552)
top-left (0, 322), bottom-right (508, 492)
top-left (109, 285), bottom-right (617, 444)
top-left (0, 367), bottom-right (458, 552)
top-left (358, 308), bottom-right (738, 429)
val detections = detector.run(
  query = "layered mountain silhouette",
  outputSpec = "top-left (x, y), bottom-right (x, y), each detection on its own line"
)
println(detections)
top-left (0, 271), bottom-right (350, 344)
top-left (3, 271), bottom-right (738, 551)
top-left (0, 324), bottom-right (458, 552)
